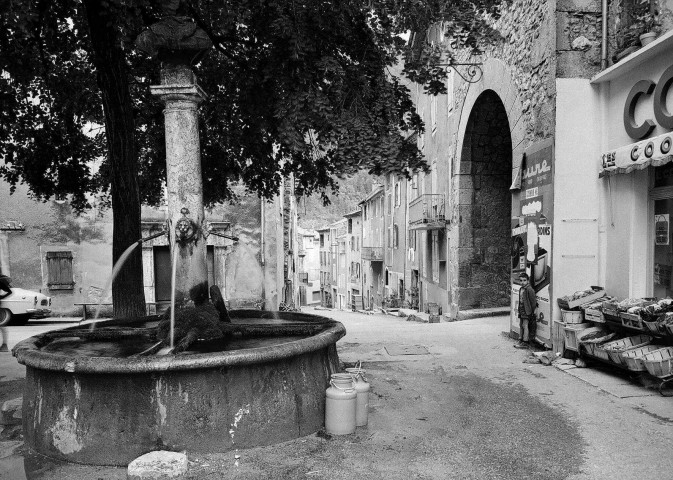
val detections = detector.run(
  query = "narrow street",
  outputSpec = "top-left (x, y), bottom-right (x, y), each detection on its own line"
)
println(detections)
top-left (0, 310), bottom-right (671, 479)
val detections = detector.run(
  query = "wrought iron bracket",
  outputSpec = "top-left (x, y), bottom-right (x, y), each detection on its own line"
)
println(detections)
top-left (438, 62), bottom-right (483, 84)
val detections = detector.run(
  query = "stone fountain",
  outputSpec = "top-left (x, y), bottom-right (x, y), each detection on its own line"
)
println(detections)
top-left (12, 12), bottom-right (345, 467)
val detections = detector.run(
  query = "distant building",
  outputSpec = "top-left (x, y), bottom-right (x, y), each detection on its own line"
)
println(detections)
top-left (360, 185), bottom-right (385, 309)
top-left (317, 226), bottom-right (332, 307)
top-left (297, 227), bottom-right (321, 305)
top-left (344, 210), bottom-right (362, 310)
top-left (384, 174), bottom-right (408, 308)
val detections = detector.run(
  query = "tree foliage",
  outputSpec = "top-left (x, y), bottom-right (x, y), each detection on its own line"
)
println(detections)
top-left (0, 0), bottom-right (501, 313)
top-left (1, 0), bottom-right (502, 210)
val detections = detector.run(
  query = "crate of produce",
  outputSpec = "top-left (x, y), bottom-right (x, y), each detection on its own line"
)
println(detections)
top-left (602, 301), bottom-right (619, 317)
top-left (583, 308), bottom-right (605, 323)
top-left (557, 287), bottom-right (605, 310)
top-left (641, 318), bottom-right (666, 335)
top-left (642, 347), bottom-right (673, 378)
top-left (621, 345), bottom-right (667, 372)
top-left (563, 323), bottom-right (591, 352)
top-left (602, 335), bottom-right (652, 365)
top-left (620, 312), bottom-right (643, 329)
top-left (595, 345), bottom-right (613, 361)
top-left (576, 327), bottom-right (615, 356)
top-left (561, 309), bottom-right (584, 324)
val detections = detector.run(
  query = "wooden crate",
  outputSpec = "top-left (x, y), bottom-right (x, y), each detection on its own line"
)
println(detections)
top-left (557, 288), bottom-right (605, 310)
top-left (584, 308), bottom-right (605, 323)
top-left (552, 320), bottom-right (566, 355)
top-left (620, 312), bottom-right (644, 330)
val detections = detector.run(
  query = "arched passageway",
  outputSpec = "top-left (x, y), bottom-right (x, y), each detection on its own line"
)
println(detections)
top-left (454, 90), bottom-right (512, 309)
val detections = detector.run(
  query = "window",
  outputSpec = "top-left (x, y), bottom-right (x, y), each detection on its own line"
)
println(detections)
top-left (393, 224), bottom-right (399, 249)
top-left (46, 251), bottom-right (74, 290)
top-left (409, 230), bottom-right (416, 250)
top-left (395, 182), bottom-right (400, 207)
top-left (348, 218), bottom-right (353, 234)
top-left (388, 194), bottom-right (392, 215)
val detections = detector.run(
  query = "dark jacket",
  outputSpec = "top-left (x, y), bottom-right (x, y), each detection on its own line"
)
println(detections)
top-left (0, 275), bottom-right (11, 299)
top-left (518, 283), bottom-right (536, 317)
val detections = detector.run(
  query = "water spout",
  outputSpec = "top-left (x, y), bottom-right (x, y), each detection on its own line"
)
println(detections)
top-left (91, 227), bottom-right (168, 324)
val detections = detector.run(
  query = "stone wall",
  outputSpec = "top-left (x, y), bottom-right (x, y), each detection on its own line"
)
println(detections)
top-left (556, 0), bottom-right (603, 77)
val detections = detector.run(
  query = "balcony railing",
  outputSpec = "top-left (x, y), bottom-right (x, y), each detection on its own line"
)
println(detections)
top-left (409, 194), bottom-right (446, 230)
top-left (362, 246), bottom-right (384, 262)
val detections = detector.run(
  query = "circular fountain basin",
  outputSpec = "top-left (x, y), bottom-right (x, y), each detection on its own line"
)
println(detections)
top-left (13, 310), bottom-right (345, 466)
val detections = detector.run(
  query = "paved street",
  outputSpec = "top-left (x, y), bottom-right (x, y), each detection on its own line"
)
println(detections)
top-left (0, 310), bottom-right (672, 479)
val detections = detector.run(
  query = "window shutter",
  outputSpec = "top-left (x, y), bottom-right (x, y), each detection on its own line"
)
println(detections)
top-left (46, 251), bottom-right (74, 290)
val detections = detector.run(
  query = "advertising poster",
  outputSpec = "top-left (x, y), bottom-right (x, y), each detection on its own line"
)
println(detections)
top-left (511, 139), bottom-right (554, 346)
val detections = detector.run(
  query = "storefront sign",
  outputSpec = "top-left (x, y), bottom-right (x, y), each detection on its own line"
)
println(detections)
top-left (623, 64), bottom-right (673, 140)
top-left (600, 131), bottom-right (673, 176)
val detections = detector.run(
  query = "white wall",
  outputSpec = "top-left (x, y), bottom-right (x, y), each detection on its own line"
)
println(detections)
top-left (553, 79), bottom-right (602, 322)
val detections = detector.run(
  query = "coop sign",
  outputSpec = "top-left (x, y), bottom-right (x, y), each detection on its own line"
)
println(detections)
top-left (600, 130), bottom-right (673, 176)
top-left (623, 64), bottom-right (673, 140)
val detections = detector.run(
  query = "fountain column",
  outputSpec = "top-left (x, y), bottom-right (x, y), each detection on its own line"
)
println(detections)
top-left (151, 65), bottom-right (208, 304)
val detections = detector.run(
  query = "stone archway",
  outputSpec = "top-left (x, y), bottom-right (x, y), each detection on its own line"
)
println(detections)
top-left (453, 89), bottom-right (513, 310)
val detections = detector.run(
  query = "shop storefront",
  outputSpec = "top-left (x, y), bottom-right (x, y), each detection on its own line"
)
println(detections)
top-left (539, 31), bottom-right (673, 388)
top-left (594, 30), bottom-right (673, 300)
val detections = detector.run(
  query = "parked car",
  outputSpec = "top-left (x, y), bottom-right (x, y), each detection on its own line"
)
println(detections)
top-left (0, 278), bottom-right (52, 326)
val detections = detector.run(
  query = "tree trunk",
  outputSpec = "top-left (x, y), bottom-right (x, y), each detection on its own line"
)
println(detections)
top-left (83, 0), bottom-right (145, 318)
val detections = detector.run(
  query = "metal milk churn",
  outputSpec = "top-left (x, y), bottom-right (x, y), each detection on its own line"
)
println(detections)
top-left (325, 373), bottom-right (357, 435)
top-left (345, 366), bottom-right (370, 427)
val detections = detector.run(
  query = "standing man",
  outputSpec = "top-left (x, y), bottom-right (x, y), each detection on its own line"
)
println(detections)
top-left (514, 272), bottom-right (537, 349)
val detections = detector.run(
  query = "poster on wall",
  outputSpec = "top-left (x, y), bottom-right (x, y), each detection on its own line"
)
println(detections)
top-left (511, 138), bottom-right (554, 346)
top-left (655, 214), bottom-right (670, 246)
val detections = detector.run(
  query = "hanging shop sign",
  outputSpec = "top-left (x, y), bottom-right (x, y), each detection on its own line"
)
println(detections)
top-left (623, 64), bottom-right (673, 140)
top-left (511, 139), bottom-right (554, 345)
top-left (600, 131), bottom-right (673, 176)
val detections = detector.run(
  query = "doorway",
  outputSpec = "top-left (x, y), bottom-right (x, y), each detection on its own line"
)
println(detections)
top-left (154, 246), bottom-right (215, 302)
top-left (455, 89), bottom-right (512, 309)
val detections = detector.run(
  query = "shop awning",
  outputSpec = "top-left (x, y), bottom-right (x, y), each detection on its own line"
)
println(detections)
top-left (600, 132), bottom-right (673, 177)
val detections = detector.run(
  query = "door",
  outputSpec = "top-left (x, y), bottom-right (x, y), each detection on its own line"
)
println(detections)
top-left (155, 246), bottom-right (215, 303)
top-left (153, 246), bottom-right (172, 302)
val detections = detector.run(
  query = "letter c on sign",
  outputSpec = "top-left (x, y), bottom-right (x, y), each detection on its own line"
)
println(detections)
top-left (654, 65), bottom-right (673, 130)
top-left (624, 79), bottom-right (656, 140)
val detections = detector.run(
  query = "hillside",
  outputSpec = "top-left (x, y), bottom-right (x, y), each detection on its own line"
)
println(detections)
top-left (297, 171), bottom-right (381, 230)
